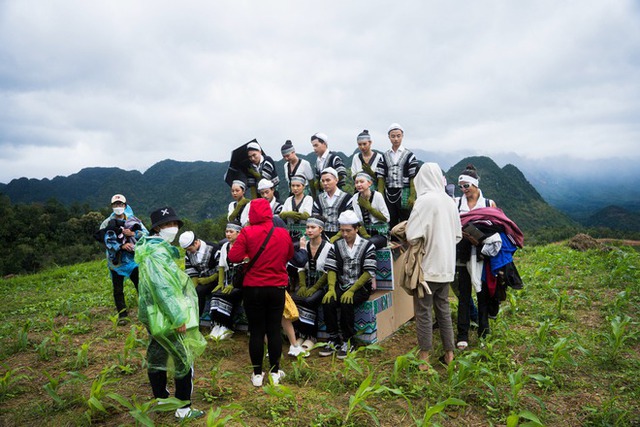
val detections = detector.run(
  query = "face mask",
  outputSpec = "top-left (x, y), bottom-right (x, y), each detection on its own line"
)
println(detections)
top-left (113, 207), bottom-right (125, 215)
top-left (158, 226), bottom-right (179, 243)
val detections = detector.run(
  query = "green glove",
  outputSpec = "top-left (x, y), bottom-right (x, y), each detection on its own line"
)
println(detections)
top-left (408, 178), bottom-right (417, 207)
top-left (212, 283), bottom-right (224, 293)
top-left (247, 167), bottom-right (262, 179)
top-left (190, 277), bottom-right (201, 287)
top-left (289, 212), bottom-right (304, 221)
top-left (340, 289), bottom-right (355, 304)
top-left (222, 285), bottom-right (234, 294)
top-left (377, 177), bottom-right (386, 194)
top-left (198, 273), bottom-right (218, 285)
top-left (249, 186), bottom-right (258, 200)
top-left (218, 267), bottom-right (225, 289)
top-left (358, 196), bottom-right (373, 210)
top-left (228, 199), bottom-right (245, 222)
top-left (322, 288), bottom-right (337, 304)
top-left (329, 233), bottom-right (341, 244)
top-left (362, 163), bottom-right (376, 179)
top-left (297, 270), bottom-right (308, 296)
top-left (322, 271), bottom-right (337, 304)
top-left (358, 225), bottom-right (371, 239)
top-left (279, 211), bottom-right (294, 220)
top-left (340, 271), bottom-right (371, 304)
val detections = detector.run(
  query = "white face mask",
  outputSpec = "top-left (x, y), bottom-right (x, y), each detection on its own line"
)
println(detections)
top-left (158, 226), bottom-right (179, 243)
top-left (113, 207), bottom-right (125, 216)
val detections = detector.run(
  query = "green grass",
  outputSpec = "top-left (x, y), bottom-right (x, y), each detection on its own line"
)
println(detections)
top-left (0, 242), bottom-right (639, 426)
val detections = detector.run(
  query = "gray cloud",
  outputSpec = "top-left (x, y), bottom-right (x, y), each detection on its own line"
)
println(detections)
top-left (1, 0), bottom-right (639, 183)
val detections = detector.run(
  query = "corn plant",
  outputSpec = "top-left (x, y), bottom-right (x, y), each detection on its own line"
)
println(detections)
top-left (506, 410), bottom-right (544, 427)
top-left (114, 326), bottom-right (146, 373)
top-left (389, 348), bottom-right (424, 388)
top-left (35, 336), bottom-right (52, 361)
top-left (14, 320), bottom-right (31, 352)
top-left (415, 397), bottom-right (466, 427)
top-left (598, 315), bottom-right (637, 364)
top-left (43, 370), bottom-right (68, 406)
top-left (107, 394), bottom-right (185, 427)
top-left (84, 372), bottom-right (117, 421)
top-left (263, 382), bottom-right (298, 420)
top-left (287, 351), bottom-right (313, 384)
top-left (0, 366), bottom-right (30, 400)
top-left (530, 336), bottom-right (577, 375)
top-left (205, 403), bottom-right (247, 427)
top-left (201, 361), bottom-right (233, 402)
top-left (343, 371), bottom-right (405, 426)
top-left (74, 341), bottom-right (91, 369)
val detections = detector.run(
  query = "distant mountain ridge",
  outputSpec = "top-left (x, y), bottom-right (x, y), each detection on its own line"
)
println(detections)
top-left (0, 153), bottom-right (627, 232)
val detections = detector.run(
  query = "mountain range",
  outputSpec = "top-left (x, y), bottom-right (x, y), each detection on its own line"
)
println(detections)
top-left (1, 152), bottom-right (638, 232)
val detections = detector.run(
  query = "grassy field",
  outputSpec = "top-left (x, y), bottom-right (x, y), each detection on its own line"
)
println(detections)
top-left (0, 241), bottom-right (639, 426)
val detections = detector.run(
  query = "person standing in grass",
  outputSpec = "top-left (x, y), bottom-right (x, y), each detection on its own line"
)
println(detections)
top-left (227, 198), bottom-right (294, 387)
top-left (405, 163), bottom-right (462, 369)
top-left (97, 194), bottom-right (147, 326)
top-left (135, 206), bottom-right (206, 420)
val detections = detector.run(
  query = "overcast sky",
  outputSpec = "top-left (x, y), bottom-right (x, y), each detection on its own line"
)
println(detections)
top-left (1, 1), bottom-right (639, 183)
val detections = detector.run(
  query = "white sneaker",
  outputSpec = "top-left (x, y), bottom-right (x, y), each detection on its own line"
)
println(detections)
top-left (270, 370), bottom-right (285, 385)
top-left (288, 344), bottom-right (303, 356)
top-left (209, 324), bottom-right (221, 338)
top-left (175, 407), bottom-right (205, 419)
top-left (218, 326), bottom-right (233, 340)
top-left (251, 372), bottom-right (264, 387)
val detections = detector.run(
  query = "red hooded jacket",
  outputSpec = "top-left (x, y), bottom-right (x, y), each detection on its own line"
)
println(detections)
top-left (227, 198), bottom-right (293, 287)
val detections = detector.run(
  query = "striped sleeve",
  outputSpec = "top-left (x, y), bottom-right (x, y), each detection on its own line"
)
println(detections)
top-left (362, 241), bottom-right (377, 275)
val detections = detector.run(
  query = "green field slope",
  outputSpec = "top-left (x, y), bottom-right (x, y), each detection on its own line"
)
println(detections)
top-left (1, 242), bottom-right (638, 426)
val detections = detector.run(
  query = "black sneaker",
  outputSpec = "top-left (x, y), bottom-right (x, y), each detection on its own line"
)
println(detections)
top-left (336, 342), bottom-right (354, 360)
top-left (117, 317), bottom-right (129, 326)
top-left (319, 341), bottom-right (338, 357)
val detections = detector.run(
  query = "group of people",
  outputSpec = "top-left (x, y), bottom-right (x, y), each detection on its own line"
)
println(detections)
top-left (96, 123), bottom-right (523, 418)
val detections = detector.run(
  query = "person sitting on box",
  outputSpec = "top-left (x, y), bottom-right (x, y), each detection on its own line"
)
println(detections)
top-left (227, 180), bottom-right (251, 226)
top-left (312, 167), bottom-right (352, 240)
top-left (319, 211), bottom-right (377, 359)
top-left (208, 221), bottom-right (244, 340)
top-left (134, 206), bottom-right (206, 420)
top-left (279, 175), bottom-right (314, 240)
top-left (291, 214), bottom-right (333, 353)
top-left (246, 140), bottom-right (280, 200)
top-left (178, 231), bottom-right (221, 319)
top-left (350, 172), bottom-right (391, 250)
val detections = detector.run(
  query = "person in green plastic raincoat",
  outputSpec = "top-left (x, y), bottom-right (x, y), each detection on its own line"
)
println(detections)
top-left (134, 206), bottom-right (206, 420)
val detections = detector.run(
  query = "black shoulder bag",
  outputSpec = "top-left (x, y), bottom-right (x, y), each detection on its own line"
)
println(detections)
top-left (232, 227), bottom-right (275, 288)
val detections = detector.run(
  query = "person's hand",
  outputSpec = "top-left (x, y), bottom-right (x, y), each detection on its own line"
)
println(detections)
top-left (297, 285), bottom-right (309, 297)
top-left (222, 285), bottom-right (234, 294)
top-left (122, 228), bottom-right (135, 237)
top-left (122, 242), bottom-right (134, 252)
top-left (299, 236), bottom-right (307, 248)
top-left (212, 283), bottom-right (223, 293)
top-left (322, 289), bottom-right (336, 304)
top-left (176, 323), bottom-right (187, 333)
top-left (340, 289), bottom-right (355, 304)
top-left (462, 231), bottom-right (479, 246)
top-left (371, 278), bottom-right (377, 291)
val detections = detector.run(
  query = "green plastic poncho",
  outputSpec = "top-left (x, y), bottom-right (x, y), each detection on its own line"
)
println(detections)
top-left (134, 235), bottom-right (206, 377)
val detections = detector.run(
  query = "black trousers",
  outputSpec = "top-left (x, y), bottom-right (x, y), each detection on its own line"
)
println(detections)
top-left (243, 286), bottom-right (285, 375)
top-left (147, 337), bottom-right (193, 406)
top-left (210, 288), bottom-right (243, 328)
top-left (385, 188), bottom-right (410, 229)
top-left (322, 287), bottom-right (369, 344)
top-left (110, 267), bottom-right (139, 317)
top-left (195, 282), bottom-right (217, 317)
top-left (292, 288), bottom-right (325, 337)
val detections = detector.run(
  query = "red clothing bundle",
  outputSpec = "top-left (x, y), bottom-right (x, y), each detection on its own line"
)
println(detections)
top-left (228, 198), bottom-right (293, 287)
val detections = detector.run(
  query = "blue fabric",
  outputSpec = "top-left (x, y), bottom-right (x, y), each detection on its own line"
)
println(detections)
top-left (489, 232), bottom-right (517, 275)
top-left (102, 205), bottom-right (147, 277)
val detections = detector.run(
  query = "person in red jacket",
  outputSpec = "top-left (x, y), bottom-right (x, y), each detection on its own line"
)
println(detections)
top-left (228, 198), bottom-right (294, 387)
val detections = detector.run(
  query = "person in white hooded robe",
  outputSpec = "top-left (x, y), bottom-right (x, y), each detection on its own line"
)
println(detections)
top-left (405, 163), bottom-right (462, 369)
